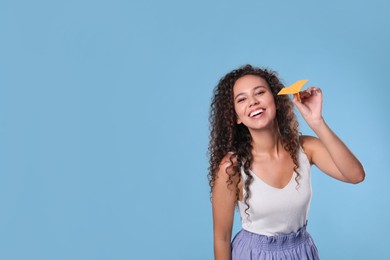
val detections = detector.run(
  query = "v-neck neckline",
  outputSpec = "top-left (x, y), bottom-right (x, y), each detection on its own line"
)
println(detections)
top-left (249, 169), bottom-right (295, 190)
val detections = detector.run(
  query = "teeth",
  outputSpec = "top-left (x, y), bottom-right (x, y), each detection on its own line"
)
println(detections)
top-left (250, 109), bottom-right (264, 117)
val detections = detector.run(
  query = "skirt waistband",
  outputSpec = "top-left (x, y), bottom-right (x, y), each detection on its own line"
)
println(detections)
top-left (235, 224), bottom-right (311, 251)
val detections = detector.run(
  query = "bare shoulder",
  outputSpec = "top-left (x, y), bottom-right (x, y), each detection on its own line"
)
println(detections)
top-left (220, 152), bottom-right (237, 166)
top-left (215, 152), bottom-right (239, 183)
top-left (300, 135), bottom-right (322, 164)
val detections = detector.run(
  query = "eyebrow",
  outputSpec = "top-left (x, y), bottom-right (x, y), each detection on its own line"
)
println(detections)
top-left (234, 86), bottom-right (267, 100)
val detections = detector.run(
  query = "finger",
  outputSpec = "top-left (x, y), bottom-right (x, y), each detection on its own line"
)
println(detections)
top-left (292, 95), bottom-right (309, 116)
top-left (300, 87), bottom-right (321, 98)
top-left (308, 86), bottom-right (321, 93)
top-left (292, 94), bottom-right (304, 108)
top-left (299, 89), bottom-right (313, 99)
top-left (299, 91), bottom-right (310, 99)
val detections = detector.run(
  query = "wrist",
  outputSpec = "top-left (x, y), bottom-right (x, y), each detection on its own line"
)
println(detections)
top-left (309, 117), bottom-right (326, 133)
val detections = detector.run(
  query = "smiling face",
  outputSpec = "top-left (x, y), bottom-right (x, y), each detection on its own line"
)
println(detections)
top-left (233, 74), bottom-right (277, 131)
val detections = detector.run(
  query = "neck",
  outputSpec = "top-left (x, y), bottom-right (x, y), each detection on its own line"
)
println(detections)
top-left (249, 123), bottom-right (282, 157)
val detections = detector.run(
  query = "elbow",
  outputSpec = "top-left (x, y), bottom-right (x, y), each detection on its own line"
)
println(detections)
top-left (349, 167), bottom-right (366, 184)
top-left (357, 171), bottom-right (366, 184)
top-left (350, 174), bottom-right (365, 184)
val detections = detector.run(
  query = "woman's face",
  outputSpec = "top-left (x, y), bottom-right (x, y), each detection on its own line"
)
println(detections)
top-left (233, 75), bottom-right (277, 131)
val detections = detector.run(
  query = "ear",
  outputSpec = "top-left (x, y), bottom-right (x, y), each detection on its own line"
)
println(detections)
top-left (237, 118), bottom-right (242, 124)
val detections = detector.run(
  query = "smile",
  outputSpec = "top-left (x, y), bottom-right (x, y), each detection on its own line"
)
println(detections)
top-left (249, 109), bottom-right (265, 118)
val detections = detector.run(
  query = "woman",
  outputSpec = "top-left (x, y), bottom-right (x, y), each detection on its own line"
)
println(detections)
top-left (208, 65), bottom-right (365, 260)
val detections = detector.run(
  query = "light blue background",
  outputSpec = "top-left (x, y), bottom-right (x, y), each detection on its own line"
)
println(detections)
top-left (1, 0), bottom-right (389, 259)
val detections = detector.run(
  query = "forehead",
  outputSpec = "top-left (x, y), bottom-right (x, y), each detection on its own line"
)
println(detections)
top-left (233, 75), bottom-right (270, 94)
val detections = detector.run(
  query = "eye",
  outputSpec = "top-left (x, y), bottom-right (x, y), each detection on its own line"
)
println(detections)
top-left (237, 97), bottom-right (246, 103)
top-left (256, 91), bottom-right (265, 96)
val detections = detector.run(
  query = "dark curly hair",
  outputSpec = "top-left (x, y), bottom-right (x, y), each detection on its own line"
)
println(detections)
top-left (208, 64), bottom-right (301, 217)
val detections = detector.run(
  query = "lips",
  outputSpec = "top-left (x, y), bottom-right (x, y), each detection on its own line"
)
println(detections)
top-left (249, 108), bottom-right (265, 118)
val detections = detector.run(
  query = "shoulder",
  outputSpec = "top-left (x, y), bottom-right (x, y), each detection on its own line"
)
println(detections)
top-left (220, 152), bottom-right (237, 165)
top-left (300, 135), bottom-right (322, 164)
top-left (215, 152), bottom-right (239, 182)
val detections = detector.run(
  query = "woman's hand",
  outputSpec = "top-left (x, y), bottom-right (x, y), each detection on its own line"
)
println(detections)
top-left (292, 87), bottom-right (324, 131)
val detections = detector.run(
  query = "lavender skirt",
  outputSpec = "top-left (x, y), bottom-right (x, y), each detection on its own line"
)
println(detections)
top-left (231, 225), bottom-right (320, 260)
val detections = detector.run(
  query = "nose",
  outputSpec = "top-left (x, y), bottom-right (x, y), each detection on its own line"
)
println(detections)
top-left (249, 96), bottom-right (259, 107)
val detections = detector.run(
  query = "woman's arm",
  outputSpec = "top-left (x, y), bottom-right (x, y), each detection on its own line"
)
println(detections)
top-left (212, 155), bottom-right (238, 260)
top-left (293, 87), bottom-right (365, 184)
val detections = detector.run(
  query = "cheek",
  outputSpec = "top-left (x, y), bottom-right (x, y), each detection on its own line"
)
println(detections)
top-left (233, 104), bottom-right (245, 123)
top-left (268, 95), bottom-right (277, 109)
top-left (273, 100), bottom-right (278, 111)
top-left (234, 104), bottom-right (244, 117)
top-left (233, 103), bottom-right (238, 114)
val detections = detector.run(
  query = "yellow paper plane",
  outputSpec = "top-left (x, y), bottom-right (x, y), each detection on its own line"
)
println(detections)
top-left (277, 79), bottom-right (309, 102)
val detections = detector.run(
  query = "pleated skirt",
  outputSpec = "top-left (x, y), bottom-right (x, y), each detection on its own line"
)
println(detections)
top-left (231, 225), bottom-right (320, 260)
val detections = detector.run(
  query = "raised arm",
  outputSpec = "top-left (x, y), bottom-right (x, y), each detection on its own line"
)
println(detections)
top-left (212, 155), bottom-right (239, 260)
top-left (293, 87), bottom-right (365, 184)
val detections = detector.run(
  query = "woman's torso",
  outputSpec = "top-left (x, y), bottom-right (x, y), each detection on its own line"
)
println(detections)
top-left (237, 147), bottom-right (312, 236)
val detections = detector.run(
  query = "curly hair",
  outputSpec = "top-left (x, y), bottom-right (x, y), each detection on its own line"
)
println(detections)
top-left (208, 64), bottom-right (301, 217)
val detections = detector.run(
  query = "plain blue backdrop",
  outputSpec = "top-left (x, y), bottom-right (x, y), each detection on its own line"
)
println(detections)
top-left (1, 0), bottom-right (389, 259)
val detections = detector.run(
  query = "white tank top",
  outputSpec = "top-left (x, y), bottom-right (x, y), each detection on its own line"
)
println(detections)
top-left (237, 148), bottom-right (312, 236)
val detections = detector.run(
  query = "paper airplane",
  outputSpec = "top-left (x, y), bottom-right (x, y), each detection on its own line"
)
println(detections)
top-left (277, 79), bottom-right (309, 102)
